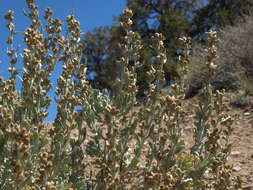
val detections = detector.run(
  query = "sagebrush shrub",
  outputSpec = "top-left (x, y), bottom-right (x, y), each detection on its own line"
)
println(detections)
top-left (218, 15), bottom-right (253, 77)
top-left (0, 1), bottom-right (242, 189)
top-left (188, 15), bottom-right (253, 98)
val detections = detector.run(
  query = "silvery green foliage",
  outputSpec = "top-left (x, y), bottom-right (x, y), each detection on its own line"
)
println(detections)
top-left (0, 2), bottom-right (242, 190)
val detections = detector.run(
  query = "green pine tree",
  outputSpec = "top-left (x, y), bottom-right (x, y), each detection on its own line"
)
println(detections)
top-left (192, 0), bottom-right (253, 36)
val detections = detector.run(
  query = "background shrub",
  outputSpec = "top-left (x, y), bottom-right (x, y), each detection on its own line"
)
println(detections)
top-left (231, 94), bottom-right (251, 108)
top-left (218, 15), bottom-right (253, 78)
top-left (186, 15), bottom-right (253, 98)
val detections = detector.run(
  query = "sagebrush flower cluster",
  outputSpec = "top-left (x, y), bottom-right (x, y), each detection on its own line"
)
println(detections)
top-left (0, 1), bottom-right (242, 189)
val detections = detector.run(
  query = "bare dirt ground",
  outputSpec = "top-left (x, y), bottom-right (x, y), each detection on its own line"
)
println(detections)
top-left (182, 92), bottom-right (253, 189)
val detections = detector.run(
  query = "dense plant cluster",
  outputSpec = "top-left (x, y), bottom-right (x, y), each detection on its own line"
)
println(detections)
top-left (0, 1), bottom-right (242, 189)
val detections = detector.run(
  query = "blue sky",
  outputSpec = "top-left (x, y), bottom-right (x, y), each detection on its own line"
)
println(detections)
top-left (0, 0), bottom-right (126, 121)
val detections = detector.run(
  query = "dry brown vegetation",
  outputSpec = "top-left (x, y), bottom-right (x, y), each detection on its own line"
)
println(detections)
top-left (186, 15), bottom-right (253, 99)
